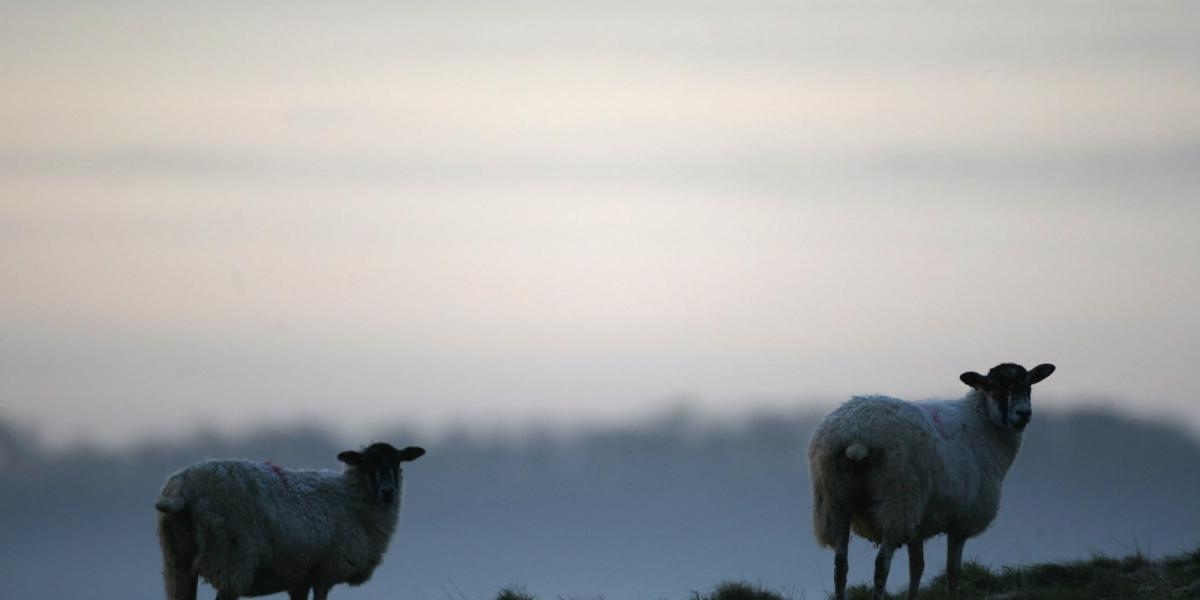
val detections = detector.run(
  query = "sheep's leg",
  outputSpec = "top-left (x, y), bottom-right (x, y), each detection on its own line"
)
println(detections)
top-left (872, 543), bottom-right (898, 600)
top-left (832, 518), bottom-right (852, 600)
top-left (214, 593), bottom-right (239, 600)
top-left (288, 587), bottom-right (309, 600)
top-left (834, 538), bottom-right (850, 600)
top-left (906, 541), bottom-right (924, 600)
top-left (158, 514), bottom-right (198, 600)
top-left (182, 575), bottom-right (198, 600)
top-left (311, 584), bottom-right (332, 600)
top-left (946, 533), bottom-right (966, 597)
top-left (164, 567), bottom-right (197, 600)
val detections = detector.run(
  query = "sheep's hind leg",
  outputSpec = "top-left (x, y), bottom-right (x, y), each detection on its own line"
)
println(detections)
top-left (832, 517), bottom-right (851, 600)
top-left (312, 584), bottom-right (333, 600)
top-left (872, 542), bottom-right (898, 600)
top-left (164, 567), bottom-right (197, 600)
top-left (906, 541), bottom-right (924, 599)
top-left (288, 587), bottom-right (310, 600)
top-left (946, 533), bottom-right (966, 597)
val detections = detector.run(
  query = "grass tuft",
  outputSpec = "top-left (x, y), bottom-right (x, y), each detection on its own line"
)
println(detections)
top-left (691, 581), bottom-right (790, 600)
top-left (495, 585), bottom-right (537, 600)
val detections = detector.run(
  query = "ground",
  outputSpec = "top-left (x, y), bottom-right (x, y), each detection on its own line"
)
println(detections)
top-left (494, 548), bottom-right (1200, 600)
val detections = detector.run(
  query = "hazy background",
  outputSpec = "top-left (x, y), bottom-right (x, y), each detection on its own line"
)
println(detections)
top-left (3, 411), bottom-right (1200, 600)
top-left (2, 1), bottom-right (1199, 598)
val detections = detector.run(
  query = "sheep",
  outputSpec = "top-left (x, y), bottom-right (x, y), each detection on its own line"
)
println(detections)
top-left (808, 362), bottom-right (1055, 600)
top-left (155, 442), bottom-right (426, 600)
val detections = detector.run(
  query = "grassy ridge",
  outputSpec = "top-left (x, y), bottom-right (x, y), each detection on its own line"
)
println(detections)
top-left (845, 549), bottom-right (1200, 600)
top-left (494, 549), bottom-right (1200, 600)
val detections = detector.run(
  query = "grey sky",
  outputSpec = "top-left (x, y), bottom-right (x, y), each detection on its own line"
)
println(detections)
top-left (2, 1), bottom-right (1199, 447)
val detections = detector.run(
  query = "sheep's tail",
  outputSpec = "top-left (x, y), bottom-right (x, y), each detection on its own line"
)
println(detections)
top-left (155, 471), bottom-right (189, 513)
top-left (845, 442), bottom-right (870, 461)
top-left (156, 495), bottom-right (187, 513)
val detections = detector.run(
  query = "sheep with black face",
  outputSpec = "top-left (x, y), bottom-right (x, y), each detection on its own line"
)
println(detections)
top-left (156, 442), bottom-right (425, 600)
top-left (808, 362), bottom-right (1055, 600)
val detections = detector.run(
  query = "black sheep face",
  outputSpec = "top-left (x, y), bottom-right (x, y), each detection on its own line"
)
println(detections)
top-left (960, 363), bottom-right (1055, 431)
top-left (338, 443), bottom-right (426, 505)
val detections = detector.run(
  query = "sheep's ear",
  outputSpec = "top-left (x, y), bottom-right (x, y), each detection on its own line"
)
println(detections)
top-left (399, 446), bottom-right (426, 462)
top-left (1030, 363), bottom-right (1056, 385)
top-left (960, 371), bottom-right (987, 390)
top-left (337, 451), bottom-right (364, 466)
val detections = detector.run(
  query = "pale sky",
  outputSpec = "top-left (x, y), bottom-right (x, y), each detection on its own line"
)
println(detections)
top-left (3, 1), bottom-right (1199, 448)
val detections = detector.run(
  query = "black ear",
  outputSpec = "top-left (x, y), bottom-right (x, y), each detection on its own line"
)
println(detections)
top-left (399, 446), bottom-right (426, 462)
top-left (1030, 363), bottom-right (1056, 385)
top-left (960, 371), bottom-right (987, 390)
top-left (337, 451), bottom-right (364, 466)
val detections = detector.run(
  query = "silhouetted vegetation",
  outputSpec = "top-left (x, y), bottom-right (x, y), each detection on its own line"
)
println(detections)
top-left (490, 549), bottom-right (1200, 600)
top-left (489, 549), bottom-right (1200, 600)
top-left (496, 585), bottom-right (538, 600)
top-left (842, 549), bottom-right (1200, 600)
top-left (692, 581), bottom-right (795, 600)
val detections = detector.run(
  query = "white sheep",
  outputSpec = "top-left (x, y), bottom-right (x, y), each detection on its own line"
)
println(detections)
top-left (808, 362), bottom-right (1055, 600)
top-left (155, 442), bottom-right (426, 600)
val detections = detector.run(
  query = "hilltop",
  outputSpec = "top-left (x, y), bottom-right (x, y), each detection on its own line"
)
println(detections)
top-left (702, 549), bottom-right (1200, 600)
top-left (491, 548), bottom-right (1200, 600)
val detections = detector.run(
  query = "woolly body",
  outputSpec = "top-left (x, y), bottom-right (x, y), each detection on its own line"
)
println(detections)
top-left (807, 362), bottom-right (1054, 600)
top-left (156, 459), bottom-right (401, 599)
top-left (809, 392), bottom-right (1021, 550)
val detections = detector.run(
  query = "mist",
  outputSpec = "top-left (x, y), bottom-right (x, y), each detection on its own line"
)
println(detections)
top-left (3, 406), bottom-right (1199, 599)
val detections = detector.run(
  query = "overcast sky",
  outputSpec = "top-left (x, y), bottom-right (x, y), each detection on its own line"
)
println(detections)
top-left (2, 1), bottom-right (1199, 448)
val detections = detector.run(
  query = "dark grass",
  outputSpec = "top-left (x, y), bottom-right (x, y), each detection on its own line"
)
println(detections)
top-left (843, 548), bottom-right (1200, 600)
top-left (492, 548), bottom-right (1200, 600)
top-left (495, 585), bottom-right (538, 600)
top-left (691, 581), bottom-right (794, 600)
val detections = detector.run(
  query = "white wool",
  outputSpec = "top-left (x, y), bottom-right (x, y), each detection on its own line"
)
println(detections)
top-left (808, 391), bottom-right (1022, 549)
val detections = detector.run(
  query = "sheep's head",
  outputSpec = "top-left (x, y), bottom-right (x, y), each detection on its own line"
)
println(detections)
top-left (338, 442), bottom-right (426, 505)
top-left (960, 363), bottom-right (1055, 431)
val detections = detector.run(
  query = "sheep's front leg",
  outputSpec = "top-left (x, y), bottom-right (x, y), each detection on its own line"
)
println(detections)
top-left (872, 543), bottom-right (898, 600)
top-left (288, 587), bottom-right (309, 600)
top-left (312, 584), bottom-right (333, 600)
top-left (906, 541), bottom-right (924, 599)
top-left (946, 533), bottom-right (966, 597)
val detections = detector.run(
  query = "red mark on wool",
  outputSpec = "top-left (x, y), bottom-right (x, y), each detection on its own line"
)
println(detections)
top-left (925, 406), bottom-right (950, 440)
top-left (265, 460), bottom-right (290, 488)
